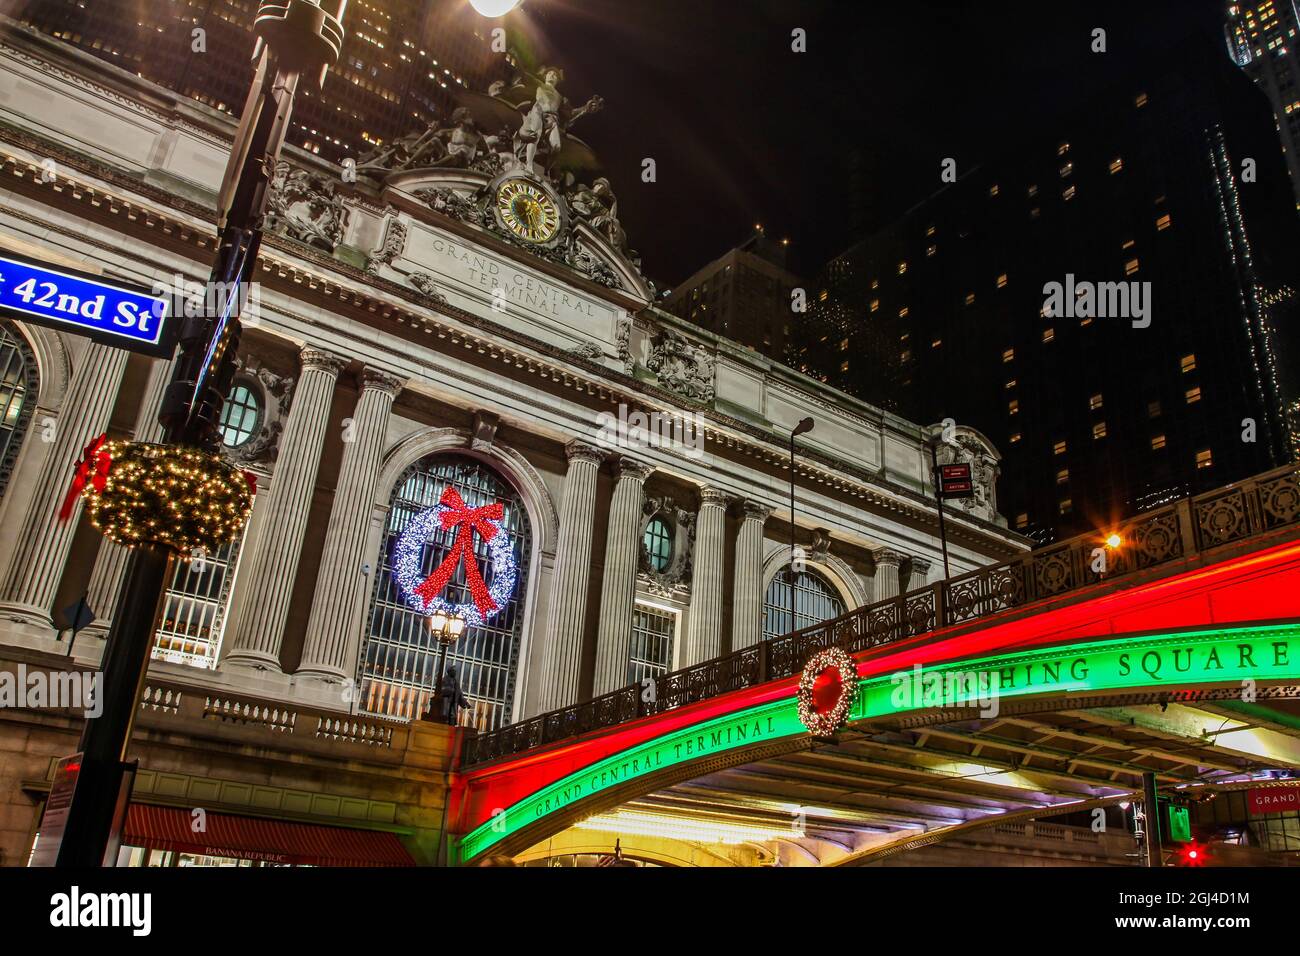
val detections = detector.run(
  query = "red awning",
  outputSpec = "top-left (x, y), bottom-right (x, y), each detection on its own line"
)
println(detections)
top-left (123, 804), bottom-right (414, 867)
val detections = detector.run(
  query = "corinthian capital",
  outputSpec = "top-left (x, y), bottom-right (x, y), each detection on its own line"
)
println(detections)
top-left (300, 346), bottom-right (347, 376)
top-left (615, 457), bottom-right (655, 483)
top-left (698, 485), bottom-right (730, 508)
top-left (873, 547), bottom-right (907, 569)
top-left (565, 440), bottom-right (606, 467)
top-left (362, 367), bottom-right (406, 396)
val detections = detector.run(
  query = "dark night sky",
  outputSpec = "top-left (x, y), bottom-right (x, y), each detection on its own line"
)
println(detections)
top-left (503, 0), bottom-right (1227, 287)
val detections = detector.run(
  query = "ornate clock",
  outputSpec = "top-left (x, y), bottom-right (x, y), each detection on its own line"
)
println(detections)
top-left (491, 175), bottom-right (564, 245)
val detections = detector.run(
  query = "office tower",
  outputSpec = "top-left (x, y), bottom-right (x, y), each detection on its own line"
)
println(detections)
top-left (1226, 1), bottom-right (1300, 207)
top-left (4, 0), bottom-right (510, 162)
top-left (664, 230), bottom-right (802, 359)
top-left (794, 36), bottom-right (1300, 543)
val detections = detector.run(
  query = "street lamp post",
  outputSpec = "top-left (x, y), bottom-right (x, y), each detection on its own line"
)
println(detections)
top-left (788, 418), bottom-right (815, 606)
top-left (425, 612), bottom-right (467, 724)
top-left (54, 0), bottom-right (349, 868)
top-left (54, 0), bottom-right (521, 867)
top-left (927, 431), bottom-right (953, 582)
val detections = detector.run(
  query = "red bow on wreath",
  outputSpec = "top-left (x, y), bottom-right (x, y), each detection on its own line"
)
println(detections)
top-left (58, 433), bottom-right (113, 522)
top-left (413, 486), bottom-right (505, 615)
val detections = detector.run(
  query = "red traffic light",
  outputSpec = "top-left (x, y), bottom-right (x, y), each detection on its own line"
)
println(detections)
top-left (1176, 841), bottom-right (1208, 866)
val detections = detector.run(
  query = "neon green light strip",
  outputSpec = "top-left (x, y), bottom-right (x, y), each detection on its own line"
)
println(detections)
top-left (851, 622), bottom-right (1299, 721)
top-left (458, 622), bottom-right (1300, 862)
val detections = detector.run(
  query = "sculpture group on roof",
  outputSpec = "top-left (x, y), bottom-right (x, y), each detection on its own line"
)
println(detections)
top-left (354, 64), bottom-right (643, 274)
top-left (264, 61), bottom-right (650, 295)
top-left (357, 65), bottom-right (603, 180)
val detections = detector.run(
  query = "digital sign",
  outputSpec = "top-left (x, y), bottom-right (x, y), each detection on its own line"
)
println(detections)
top-left (0, 251), bottom-right (175, 357)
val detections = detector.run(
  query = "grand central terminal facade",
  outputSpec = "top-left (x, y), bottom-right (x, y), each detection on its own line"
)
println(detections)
top-left (0, 27), bottom-right (1024, 866)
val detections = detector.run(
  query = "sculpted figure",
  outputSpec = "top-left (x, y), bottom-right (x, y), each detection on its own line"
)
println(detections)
top-left (514, 67), bottom-right (603, 174)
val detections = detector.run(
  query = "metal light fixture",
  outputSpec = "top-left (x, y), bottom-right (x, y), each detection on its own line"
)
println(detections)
top-left (426, 612), bottom-right (467, 724)
top-left (576, 808), bottom-right (805, 845)
top-left (788, 417), bottom-right (815, 593)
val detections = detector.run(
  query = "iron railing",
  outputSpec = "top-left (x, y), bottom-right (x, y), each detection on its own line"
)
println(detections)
top-left (462, 463), bottom-right (1300, 766)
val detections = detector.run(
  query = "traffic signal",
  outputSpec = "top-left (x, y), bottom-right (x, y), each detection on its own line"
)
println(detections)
top-left (1175, 840), bottom-right (1209, 866)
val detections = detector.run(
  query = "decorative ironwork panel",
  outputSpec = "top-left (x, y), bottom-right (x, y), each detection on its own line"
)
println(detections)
top-left (1194, 487), bottom-right (1249, 548)
top-left (1030, 543), bottom-right (1079, 600)
top-left (1257, 471), bottom-right (1300, 530)
top-left (946, 561), bottom-right (1023, 623)
top-left (1130, 509), bottom-right (1183, 568)
top-left (902, 589), bottom-right (937, 637)
top-left (864, 600), bottom-right (903, 646)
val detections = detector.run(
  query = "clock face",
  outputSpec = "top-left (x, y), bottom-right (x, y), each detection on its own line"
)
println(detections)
top-left (495, 178), bottom-right (561, 243)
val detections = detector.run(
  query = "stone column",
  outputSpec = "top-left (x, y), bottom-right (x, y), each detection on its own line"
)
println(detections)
top-left (683, 486), bottom-right (728, 666)
top-left (0, 341), bottom-right (129, 627)
top-left (909, 556), bottom-right (933, 592)
top-left (731, 500), bottom-right (772, 651)
top-left (84, 356), bottom-right (174, 628)
top-left (297, 367), bottom-right (404, 684)
top-left (873, 548), bottom-right (906, 602)
top-left (222, 347), bottom-right (345, 672)
top-left (591, 457), bottom-right (654, 696)
top-left (537, 442), bottom-right (605, 712)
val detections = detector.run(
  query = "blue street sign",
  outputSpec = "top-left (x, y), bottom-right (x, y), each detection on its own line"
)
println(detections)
top-left (0, 251), bottom-right (175, 358)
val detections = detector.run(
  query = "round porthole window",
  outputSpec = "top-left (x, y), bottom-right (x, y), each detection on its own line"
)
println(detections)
top-left (643, 516), bottom-right (673, 572)
top-left (219, 383), bottom-right (261, 448)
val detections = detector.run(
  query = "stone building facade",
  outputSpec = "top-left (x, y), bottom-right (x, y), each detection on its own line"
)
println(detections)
top-left (0, 28), bottom-right (1023, 865)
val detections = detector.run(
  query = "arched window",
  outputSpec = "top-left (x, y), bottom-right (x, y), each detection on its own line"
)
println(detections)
top-left (0, 322), bottom-right (39, 500)
top-left (360, 454), bottom-right (532, 729)
top-left (762, 566), bottom-right (845, 640)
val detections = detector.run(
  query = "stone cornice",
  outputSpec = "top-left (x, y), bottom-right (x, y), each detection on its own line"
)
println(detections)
top-left (0, 128), bottom-right (1024, 559)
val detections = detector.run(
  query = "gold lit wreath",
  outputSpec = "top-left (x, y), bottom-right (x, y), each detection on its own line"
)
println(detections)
top-left (79, 440), bottom-right (254, 554)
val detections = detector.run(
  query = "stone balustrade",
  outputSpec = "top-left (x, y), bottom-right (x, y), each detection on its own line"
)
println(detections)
top-left (138, 679), bottom-right (406, 752)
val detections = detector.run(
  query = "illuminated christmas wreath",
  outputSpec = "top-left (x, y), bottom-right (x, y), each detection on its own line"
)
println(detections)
top-left (64, 435), bottom-right (254, 554)
top-left (392, 485), bottom-right (517, 628)
top-left (797, 646), bottom-right (858, 736)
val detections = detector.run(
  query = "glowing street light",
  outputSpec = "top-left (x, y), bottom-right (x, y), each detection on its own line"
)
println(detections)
top-left (469, 0), bottom-right (523, 17)
top-left (1106, 532), bottom-right (1123, 549)
top-left (426, 611), bottom-right (467, 724)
